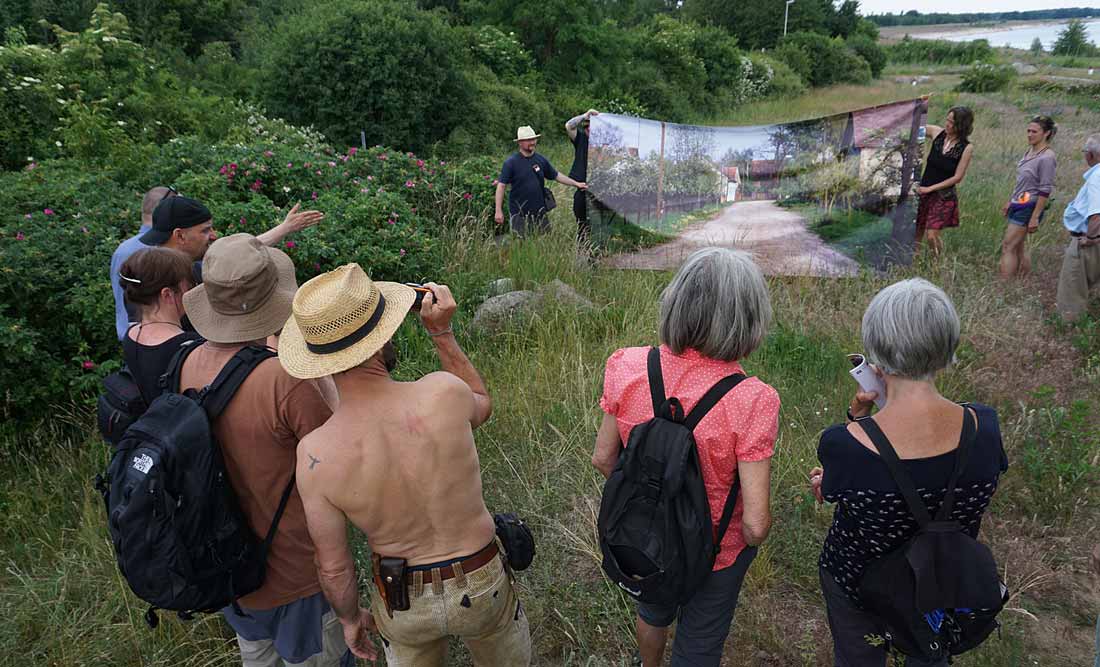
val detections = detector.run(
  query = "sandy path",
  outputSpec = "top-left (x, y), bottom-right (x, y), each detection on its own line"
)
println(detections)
top-left (605, 200), bottom-right (860, 276)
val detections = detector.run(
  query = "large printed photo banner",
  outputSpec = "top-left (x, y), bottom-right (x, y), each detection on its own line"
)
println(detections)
top-left (587, 99), bottom-right (928, 276)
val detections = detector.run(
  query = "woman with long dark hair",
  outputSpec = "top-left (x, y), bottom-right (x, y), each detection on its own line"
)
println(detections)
top-left (916, 106), bottom-right (975, 256)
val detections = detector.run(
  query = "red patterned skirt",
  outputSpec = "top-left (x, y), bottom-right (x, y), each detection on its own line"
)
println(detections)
top-left (915, 188), bottom-right (960, 231)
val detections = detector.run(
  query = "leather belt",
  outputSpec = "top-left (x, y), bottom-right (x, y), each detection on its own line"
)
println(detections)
top-left (408, 541), bottom-right (499, 582)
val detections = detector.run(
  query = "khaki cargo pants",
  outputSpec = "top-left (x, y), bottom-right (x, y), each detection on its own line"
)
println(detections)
top-left (370, 553), bottom-right (531, 666)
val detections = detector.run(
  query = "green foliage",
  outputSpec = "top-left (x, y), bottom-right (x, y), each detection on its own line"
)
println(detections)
top-left (885, 36), bottom-right (995, 65)
top-left (683, 0), bottom-right (837, 50)
top-left (257, 0), bottom-right (470, 153)
top-left (846, 34), bottom-right (887, 79)
top-left (467, 25), bottom-right (534, 79)
top-left (777, 32), bottom-right (872, 87)
top-left (0, 111), bottom-right (501, 418)
top-left (0, 4), bottom-right (236, 171)
top-left (957, 62), bottom-right (1017, 93)
top-left (1030, 37), bottom-right (1044, 55)
top-left (1052, 18), bottom-right (1098, 57)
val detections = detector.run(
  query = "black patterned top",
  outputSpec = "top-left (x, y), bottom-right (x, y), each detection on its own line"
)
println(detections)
top-left (920, 131), bottom-right (970, 187)
top-left (817, 403), bottom-right (1007, 604)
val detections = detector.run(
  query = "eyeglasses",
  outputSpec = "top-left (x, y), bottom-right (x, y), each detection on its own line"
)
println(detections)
top-left (159, 185), bottom-right (179, 202)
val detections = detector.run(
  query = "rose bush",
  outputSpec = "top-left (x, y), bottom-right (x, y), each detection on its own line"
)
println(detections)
top-left (0, 123), bottom-right (499, 420)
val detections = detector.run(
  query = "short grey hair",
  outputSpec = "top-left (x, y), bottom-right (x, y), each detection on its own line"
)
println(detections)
top-left (142, 186), bottom-right (175, 217)
top-left (862, 278), bottom-right (959, 381)
top-left (1085, 134), bottom-right (1100, 157)
top-left (659, 248), bottom-right (772, 362)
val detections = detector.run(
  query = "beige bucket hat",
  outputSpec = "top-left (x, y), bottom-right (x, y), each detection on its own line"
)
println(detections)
top-left (182, 233), bottom-right (297, 344)
top-left (515, 125), bottom-right (541, 141)
top-left (278, 263), bottom-right (417, 379)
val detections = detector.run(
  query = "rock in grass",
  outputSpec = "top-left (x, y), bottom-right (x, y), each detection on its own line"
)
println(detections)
top-left (539, 279), bottom-right (595, 310)
top-left (487, 278), bottom-right (515, 297)
top-left (471, 290), bottom-right (540, 333)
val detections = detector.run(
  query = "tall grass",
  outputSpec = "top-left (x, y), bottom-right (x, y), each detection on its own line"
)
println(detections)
top-left (2, 80), bottom-right (1098, 665)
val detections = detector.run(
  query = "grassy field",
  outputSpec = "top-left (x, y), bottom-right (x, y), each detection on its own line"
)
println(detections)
top-left (2, 76), bottom-right (1099, 666)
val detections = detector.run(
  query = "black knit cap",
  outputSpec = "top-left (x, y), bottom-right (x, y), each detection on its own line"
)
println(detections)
top-left (141, 196), bottom-right (213, 245)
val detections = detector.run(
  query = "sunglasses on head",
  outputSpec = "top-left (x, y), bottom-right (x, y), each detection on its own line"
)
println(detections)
top-left (159, 185), bottom-right (179, 202)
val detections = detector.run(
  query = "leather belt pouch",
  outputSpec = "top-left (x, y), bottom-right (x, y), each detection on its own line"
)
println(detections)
top-left (378, 556), bottom-right (410, 613)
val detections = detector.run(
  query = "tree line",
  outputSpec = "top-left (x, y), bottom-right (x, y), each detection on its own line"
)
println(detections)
top-left (1, 0), bottom-right (886, 158)
top-left (868, 7), bottom-right (1097, 27)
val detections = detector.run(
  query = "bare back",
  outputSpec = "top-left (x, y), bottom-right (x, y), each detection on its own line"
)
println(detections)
top-left (302, 370), bottom-right (495, 565)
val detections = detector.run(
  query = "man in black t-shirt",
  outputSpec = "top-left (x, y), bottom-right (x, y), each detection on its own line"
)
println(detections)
top-left (566, 109), bottom-right (599, 243)
top-left (495, 125), bottom-right (587, 236)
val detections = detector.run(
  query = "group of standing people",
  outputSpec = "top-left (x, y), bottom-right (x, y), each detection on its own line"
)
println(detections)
top-left (916, 104), bottom-right (1099, 321)
top-left (494, 109), bottom-right (600, 239)
top-left (592, 247), bottom-right (1006, 667)
top-left (101, 101), bottom-right (1097, 667)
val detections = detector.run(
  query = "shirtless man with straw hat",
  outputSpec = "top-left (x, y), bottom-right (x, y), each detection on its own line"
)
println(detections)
top-left (278, 265), bottom-right (530, 666)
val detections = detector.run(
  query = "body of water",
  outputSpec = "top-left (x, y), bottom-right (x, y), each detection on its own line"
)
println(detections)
top-left (921, 19), bottom-right (1100, 51)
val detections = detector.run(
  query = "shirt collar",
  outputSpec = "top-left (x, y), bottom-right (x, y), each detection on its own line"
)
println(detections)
top-left (1084, 164), bottom-right (1100, 181)
top-left (659, 344), bottom-right (746, 373)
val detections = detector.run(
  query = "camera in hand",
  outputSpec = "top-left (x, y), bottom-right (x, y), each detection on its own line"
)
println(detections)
top-left (406, 283), bottom-right (431, 311)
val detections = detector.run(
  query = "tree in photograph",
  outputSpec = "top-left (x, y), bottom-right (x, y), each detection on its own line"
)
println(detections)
top-left (1030, 37), bottom-right (1043, 54)
top-left (1052, 19), bottom-right (1096, 57)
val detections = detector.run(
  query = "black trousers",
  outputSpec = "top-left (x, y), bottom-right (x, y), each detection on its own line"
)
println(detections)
top-left (820, 567), bottom-right (947, 667)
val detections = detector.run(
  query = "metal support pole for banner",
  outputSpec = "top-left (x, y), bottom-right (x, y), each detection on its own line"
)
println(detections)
top-left (784, 0), bottom-right (796, 37)
top-left (657, 122), bottom-right (666, 222)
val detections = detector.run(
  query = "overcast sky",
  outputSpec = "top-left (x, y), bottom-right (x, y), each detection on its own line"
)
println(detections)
top-left (860, 1), bottom-right (1096, 14)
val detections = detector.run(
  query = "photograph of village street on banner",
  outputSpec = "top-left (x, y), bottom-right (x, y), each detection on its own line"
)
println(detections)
top-left (588, 99), bottom-right (928, 276)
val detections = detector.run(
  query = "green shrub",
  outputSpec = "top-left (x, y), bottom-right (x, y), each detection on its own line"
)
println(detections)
top-left (885, 36), bottom-right (995, 64)
top-left (957, 62), bottom-right (1017, 93)
top-left (257, 0), bottom-right (471, 153)
top-left (0, 129), bottom-right (501, 419)
top-left (846, 35), bottom-right (887, 78)
top-left (777, 32), bottom-right (871, 87)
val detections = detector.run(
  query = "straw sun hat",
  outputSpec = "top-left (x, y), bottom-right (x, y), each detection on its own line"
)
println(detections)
top-left (278, 264), bottom-right (416, 379)
top-left (514, 125), bottom-right (541, 141)
top-left (183, 233), bottom-right (297, 344)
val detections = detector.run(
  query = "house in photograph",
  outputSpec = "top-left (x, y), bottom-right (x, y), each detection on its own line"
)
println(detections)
top-left (845, 102), bottom-right (920, 198)
top-left (746, 159), bottom-right (782, 199)
top-left (720, 166), bottom-right (740, 202)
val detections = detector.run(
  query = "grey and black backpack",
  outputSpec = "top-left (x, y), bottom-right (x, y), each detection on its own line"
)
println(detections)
top-left (95, 343), bottom-right (294, 627)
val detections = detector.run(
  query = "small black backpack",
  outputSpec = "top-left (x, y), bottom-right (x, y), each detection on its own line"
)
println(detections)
top-left (598, 347), bottom-right (746, 607)
top-left (95, 343), bottom-right (294, 627)
top-left (855, 410), bottom-right (1008, 661)
top-left (97, 364), bottom-right (148, 447)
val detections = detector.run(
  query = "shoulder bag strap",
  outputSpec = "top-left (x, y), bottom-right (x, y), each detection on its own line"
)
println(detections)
top-left (159, 337), bottom-right (205, 394)
top-left (934, 405), bottom-right (977, 521)
top-left (259, 474), bottom-right (297, 559)
top-left (684, 372), bottom-right (749, 549)
top-left (647, 346), bottom-right (683, 421)
top-left (683, 374), bottom-right (748, 431)
top-left (855, 417), bottom-right (933, 526)
top-left (201, 346), bottom-right (277, 421)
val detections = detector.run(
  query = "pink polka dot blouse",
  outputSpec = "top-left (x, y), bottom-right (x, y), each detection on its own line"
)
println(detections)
top-left (600, 344), bottom-right (780, 569)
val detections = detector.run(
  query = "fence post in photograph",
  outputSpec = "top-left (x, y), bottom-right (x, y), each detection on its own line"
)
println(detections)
top-left (888, 98), bottom-right (924, 262)
top-left (657, 121), bottom-right (666, 221)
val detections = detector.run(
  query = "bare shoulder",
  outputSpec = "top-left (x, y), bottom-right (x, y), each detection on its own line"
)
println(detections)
top-left (296, 425), bottom-right (341, 489)
top-left (417, 371), bottom-right (472, 396)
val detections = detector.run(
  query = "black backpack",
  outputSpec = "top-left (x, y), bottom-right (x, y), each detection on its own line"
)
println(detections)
top-left (598, 347), bottom-right (746, 607)
top-left (97, 364), bottom-right (148, 447)
top-left (855, 410), bottom-right (1008, 661)
top-left (95, 343), bottom-right (295, 627)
